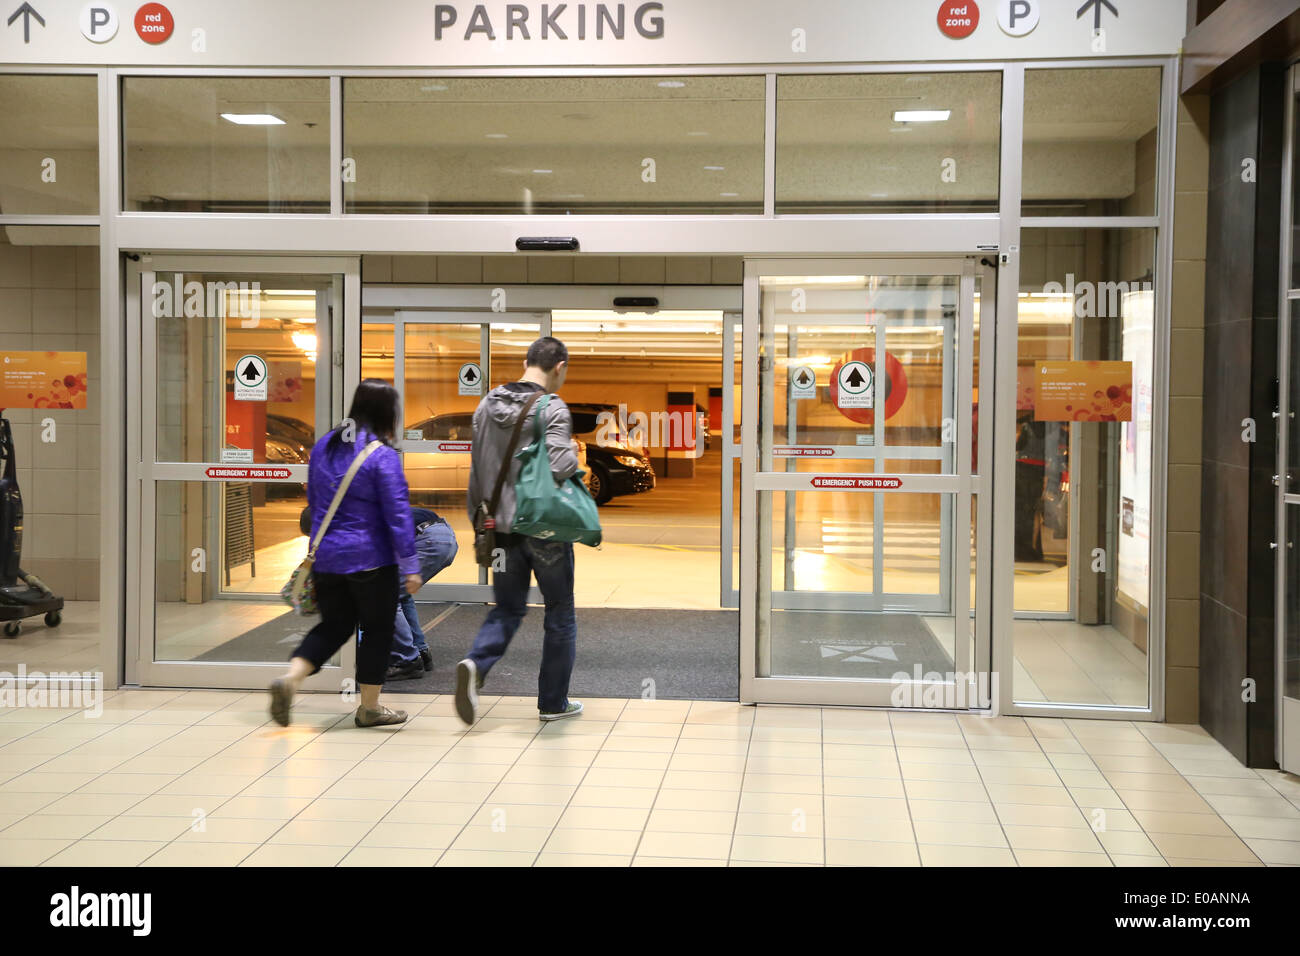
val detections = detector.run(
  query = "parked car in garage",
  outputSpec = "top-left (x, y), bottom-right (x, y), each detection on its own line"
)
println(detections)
top-left (405, 405), bottom-right (654, 506)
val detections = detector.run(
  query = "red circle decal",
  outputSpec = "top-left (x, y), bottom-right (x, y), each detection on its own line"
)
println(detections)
top-left (938, 1), bottom-right (980, 39)
top-left (829, 348), bottom-right (909, 425)
top-left (135, 3), bottom-right (174, 44)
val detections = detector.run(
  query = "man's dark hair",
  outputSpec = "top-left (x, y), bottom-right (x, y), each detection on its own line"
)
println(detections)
top-left (526, 336), bottom-right (568, 372)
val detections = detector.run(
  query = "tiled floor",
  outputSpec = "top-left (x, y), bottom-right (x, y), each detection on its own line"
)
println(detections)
top-left (2, 689), bottom-right (1297, 867)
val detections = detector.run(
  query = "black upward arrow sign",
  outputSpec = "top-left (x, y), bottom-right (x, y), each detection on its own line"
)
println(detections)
top-left (464, 367), bottom-right (478, 383)
top-left (1076, 0), bottom-right (1118, 30)
top-left (796, 369), bottom-right (811, 387)
top-left (6, 3), bottom-right (44, 43)
top-left (845, 367), bottom-right (866, 389)
top-left (242, 361), bottom-right (260, 382)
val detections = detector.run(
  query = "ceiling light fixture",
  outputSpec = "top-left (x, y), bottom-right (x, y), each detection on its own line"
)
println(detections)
top-left (485, 132), bottom-right (508, 139)
top-left (220, 113), bottom-right (285, 125)
top-left (893, 109), bottom-right (951, 123)
top-left (703, 165), bottom-right (725, 171)
top-left (657, 80), bottom-right (686, 88)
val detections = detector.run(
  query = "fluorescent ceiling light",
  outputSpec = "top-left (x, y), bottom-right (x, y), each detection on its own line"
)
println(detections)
top-left (532, 169), bottom-right (553, 175)
top-left (703, 165), bottom-right (725, 171)
top-left (720, 192), bottom-right (739, 197)
top-left (485, 132), bottom-right (508, 139)
top-left (687, 130), bottom-right (710, 136)
top-left (421, 83), bottom-right (448, 92)
top-left (657, 80), bottom-right (686, 88)
top-left (893, 109), bottom-right (950, 123)
top-left (220, 113), bottom-right (285, 125)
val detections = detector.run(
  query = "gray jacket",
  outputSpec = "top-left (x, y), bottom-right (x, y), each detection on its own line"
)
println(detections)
top-left (466, 382), bottom-right (581, 530)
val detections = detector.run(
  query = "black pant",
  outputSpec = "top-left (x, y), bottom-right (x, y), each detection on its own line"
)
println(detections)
top-left (291, 565), bottom-right (398, 687)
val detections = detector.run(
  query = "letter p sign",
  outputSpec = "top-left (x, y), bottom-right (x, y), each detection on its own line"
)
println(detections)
top-left (998, 0), bottom-right (1039, 36)
top-left (80, 4), bottom-right (121, 42)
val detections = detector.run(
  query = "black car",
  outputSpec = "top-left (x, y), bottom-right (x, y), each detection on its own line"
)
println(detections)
top-left (566, 404), bottom-right (656, 505)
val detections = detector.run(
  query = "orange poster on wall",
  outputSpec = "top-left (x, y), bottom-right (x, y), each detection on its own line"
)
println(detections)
top-left (1035, 361), bottom-right (1132, 422)
top-left (0, 352), bottom-right (88, 410)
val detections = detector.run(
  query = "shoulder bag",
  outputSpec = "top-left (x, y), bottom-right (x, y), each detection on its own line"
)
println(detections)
top-left (510, 394), bottom-right (602, 547)
top-left (473, 391), bottom-right (542, 567)
top-left (280, 440), bottom-right (382, 614)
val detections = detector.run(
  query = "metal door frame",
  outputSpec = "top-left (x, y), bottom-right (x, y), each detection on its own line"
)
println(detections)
top-left (740, 257), bottom-right (994, 709)
top-left (126, 254), bottom-right (359, 689)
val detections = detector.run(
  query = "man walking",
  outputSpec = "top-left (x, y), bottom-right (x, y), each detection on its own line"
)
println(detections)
top-left (454, 337), bottom-right (584, 725)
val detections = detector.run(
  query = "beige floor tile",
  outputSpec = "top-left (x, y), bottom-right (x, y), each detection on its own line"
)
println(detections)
top-left (382, 801), bottom-right (480, 826)
top-left (896, 746), bottom-right (975, 765)
top-left (343, 760), bottom-right (436, 782)
top-left (1146, 831), bottom-right (1260, 863)
top-left (483, 783), bottom-right (577, 806)
top-left (139, 841), bottom-right (259, 866)
top-left (1242, 838), bottom-right (1300, 865)
top-left (359, 821), bottom-right (461, 850)
top-left (2, 813), bottom-right (113, 840)
top-left (1070, 788), bottom-right (1128, 810)
top-left (570, 786), bottom-right (661, 809)
top-left (663, 769), bottom-right (745, 791)
top-left (176, 817), bottom-right (285, 844)
top-left (500, 764), bottom-right (591, 787)
top-left (404, 780), bottom-right (497, 804)
top-left (1055, 770), bottom-right (1110, 789)
top-left (823, 795), bottom-right (911, 820)
top-left (995, 804), bottom-right (1090, 828)
top-left (635, 830), bottom-right (733, 859)
top-left (535, 851), bottom-right (632, 867)
top-left (984, 784), bottom-right (1075, 807)
top-left (900, 763), bottom-right (981, 783)
top-left (422, 763), bottom-right (510, 784)
top-left (87, 815), bottom-right (194, 842)
top-left (1130, 809), bottom-right (1235, 836)
top-left (824, 776), bottom-right (904, 798)
top-left (1104, 771), bottom-right (1195, 794)
top-left (598, 736), bottom-right (678, 754)
top-left (822, 758), bottom-right (902, 780)
top-left (1003, 825), bottom-right (1105, 853)
top-left (262, 759), bottom-right (357, 780)
top-left (240, 843), bottom-right (350, 866)
top-left (1221, 815), bottom-right (1300, 841)
top-left (469, 803), bottom-right (565, 829)
top-left (169, 774), bottom-right (283, 798)
top-left (1, 771), bottom-right (99, 791)
top-left (41, 839), bottom-right (166, 867)
top-left (37, 792), bottom-right (144, 816)
top-left (590, 750), bottom-right (673, 771)
top-left (544, 828), bottom-right (642, 855)
top-left (912, 821), bottom-right (1008, 848)
top-left (735, 810), bottom-right (823, 838)
top-left (826, 839), bottom-right (921, 866)
top-left (513, 749), bottom-right (597, 769)
top-left (0, 838), bottom-right (75, 865)
top-left (269, 818), bottom-right (372, 846)
top-left (823, 817), bottom-right (914, 843)
top-left (746, 740), bottom-right (821, 758)
top-left (631, 856), bottom-right (726, 866)
top-left (435, 848), bottom-right (537, 866)
top-left (1091, 754), bottom-right (1179, 775)
top-left (904, 779), bottom-right (989, 802)
top-left (451, 824), bottom-right (552, 853)
top-left (76, 773), bottom-right (177, 795)
top-left (293, 798), bottom-right (396, 823)
top-left (743, 755), bottom-right (822, 776)
top-left (211, 795), bottom-right (316, 820)
top-left (1111, 854), bottom-right (1169, 867)
top-left (339, 846), bottom-right (444, 866)
top-left (580, 767), bottom-right (666, 789)
top-left (1165, 857), bottom-right (1264, 867)
top-left (971, 750), bottom-right (1055, 769)
top-left (672, 737), bottom-right (748, 757)
top-left (646, 807), bottom-right (737, 834)
top-left (908, 800), bottom-right (999, 824)
top-left (667, 753), bottom-right (747, 774)
top-left (1097, 830), bottom-right (1162, 857)
top-left (919, 843), bottom-right (1017, 866)
top-left (1118, 790), bottom-right (1216, 811)
top-left (730, 833), bottom-right (823, 864)
top-left (734, 791), bottom-right (814, 815)
top-left (556, 805), bottom-right (650, 831)
top-left (1203, 793), bottom-right (1300, 818)
top-left (976, 766), bottom-right (1062, 787)
top-left (1014, 848), bottom-right (1112, 866)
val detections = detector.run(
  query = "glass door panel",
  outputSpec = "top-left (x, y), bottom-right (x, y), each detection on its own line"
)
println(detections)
top-left (135, 262), bottom-right (353, 688)
top-left (744, 260), bottom-right (992, 710)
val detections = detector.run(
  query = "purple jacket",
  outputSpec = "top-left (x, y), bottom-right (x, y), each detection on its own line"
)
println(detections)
top-left (306, 429), bottom-right (418, 577)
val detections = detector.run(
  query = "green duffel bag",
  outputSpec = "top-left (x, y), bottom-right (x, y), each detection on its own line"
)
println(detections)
top-left (510, 394), bottom-right (603, 547)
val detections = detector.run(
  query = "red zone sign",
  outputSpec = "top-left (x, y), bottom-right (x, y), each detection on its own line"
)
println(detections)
top-left (811, 476), bottom-right (903, 490)
top-left (204, 466), bottom-right (293, 480)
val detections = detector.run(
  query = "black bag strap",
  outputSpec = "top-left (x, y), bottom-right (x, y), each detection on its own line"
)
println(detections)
top-left (485, 390), bottom-right (543, 520)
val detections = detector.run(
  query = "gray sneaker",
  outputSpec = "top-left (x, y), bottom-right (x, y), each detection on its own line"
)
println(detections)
top-left (539, 701), bottom-right (584, 722)
top-left (454, 658), bottom-right (479, 726)
top-left (354, 704), bottom-right (408, 728)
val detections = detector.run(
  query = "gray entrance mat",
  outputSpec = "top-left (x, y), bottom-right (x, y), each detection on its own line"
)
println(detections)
top-left (397, 604), bottom-right (740, 701)
top-left (769, 611), bottom-right (954, 680)
top-left (194, 603), bottom-right (741, 701)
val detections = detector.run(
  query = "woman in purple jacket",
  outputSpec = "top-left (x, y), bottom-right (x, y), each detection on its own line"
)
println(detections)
top-left (268, 379), bottom-right (422, 729)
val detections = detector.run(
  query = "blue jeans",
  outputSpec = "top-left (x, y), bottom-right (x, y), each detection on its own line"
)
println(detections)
top-left (468, 534), bottom-right (576, 713)
top-left (390, 519), bottom-right (459, 665)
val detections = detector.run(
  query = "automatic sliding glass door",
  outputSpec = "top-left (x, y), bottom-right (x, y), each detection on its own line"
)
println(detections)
top-left (741, 259), bottom-right (994, 709)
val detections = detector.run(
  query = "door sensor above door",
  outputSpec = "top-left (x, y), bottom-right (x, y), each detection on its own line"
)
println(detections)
top-left (515, 237), bottom-right (579, 251)
top-left (613, 297), bottom-right (659, 309)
